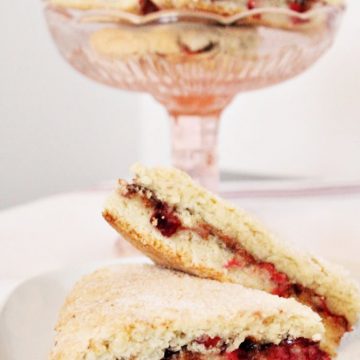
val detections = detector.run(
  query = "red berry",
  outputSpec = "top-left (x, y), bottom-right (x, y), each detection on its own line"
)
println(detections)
top-left (226, 350), bottom-right (239, 360)
top-left (196, 335), bottom-right (221, 348)
top-left (258, 262), bottom-right (291, 297)
top-left (139, 0), bottom-right (159, 15)
top-left (150, 203), bottom-right (182, 237)
top-left (289, 0), bottom-right (306, 12)
top-left (247, 0), bottom-right (256, 9)
top-left (224, 258), bottom-right (243, 269)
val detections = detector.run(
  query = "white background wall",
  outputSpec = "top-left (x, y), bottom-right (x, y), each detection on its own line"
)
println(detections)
top-left (1, 0), bottom-right (360, 209)
top-left (140, 0), bottom-right (360, 179)
top-left (0, 0), bottom-right (140, 209)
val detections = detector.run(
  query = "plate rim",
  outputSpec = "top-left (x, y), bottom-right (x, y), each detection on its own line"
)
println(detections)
top-left (0, 256), bottom-right (149, 315)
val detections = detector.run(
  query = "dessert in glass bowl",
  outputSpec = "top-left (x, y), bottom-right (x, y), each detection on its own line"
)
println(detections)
top-left (44, 0), bottom-right (345, 190)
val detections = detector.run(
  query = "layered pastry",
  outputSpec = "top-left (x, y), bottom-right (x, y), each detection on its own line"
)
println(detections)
top-left (48, 0), bottom-right (344, 64)
top-left (90, 24), bottom-right (259, 59)
top-left (103, 164), bottom-right (360, 355)
top-left (47, 0), bottom-right (345, 34)
top-left (50, 264), bottom-right (329, 360)
top-left (48, 0), bottom-right (343, 17)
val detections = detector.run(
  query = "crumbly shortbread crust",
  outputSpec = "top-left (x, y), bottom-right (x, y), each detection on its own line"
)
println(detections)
top-left (50, 264), bottom-right (324, 360)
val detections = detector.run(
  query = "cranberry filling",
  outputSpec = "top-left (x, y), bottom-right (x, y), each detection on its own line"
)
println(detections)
top-left (150, 202), bottom-right (182, 237)
top-left (196, 335), bottom-right (222, 348)
top-left (258, 262), bottom-right (292, 297)
top-left (248, 0), bottom-right (311, 23)
top-left (248, 0), bottom-right (311, 12)
top-left (224, 258), bottom-right (243, 269)
top-left (139, 0), bottom-right (159, 15)
top-left (232, 338), bottom-right (330, 360)
top-left (162, 338), bottom-right (329, 360)
top-left (123, 183), bottom-right (182, 237)
top-left (292, 284), bottom-right (350, 333)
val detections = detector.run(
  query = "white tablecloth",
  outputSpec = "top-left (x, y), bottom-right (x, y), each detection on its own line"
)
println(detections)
top-left (1, 184), bottom-right (360, 304)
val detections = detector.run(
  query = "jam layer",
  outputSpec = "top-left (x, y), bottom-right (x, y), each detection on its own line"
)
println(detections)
top-left (163, 338), bottom-right (330, 360)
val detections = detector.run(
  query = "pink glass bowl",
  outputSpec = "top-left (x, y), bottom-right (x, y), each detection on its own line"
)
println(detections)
top-left (44, 4), bottom-right (344, 190)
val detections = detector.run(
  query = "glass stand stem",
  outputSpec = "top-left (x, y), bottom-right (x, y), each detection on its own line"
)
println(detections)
top-left (170, 112), bottom-right (221, 191)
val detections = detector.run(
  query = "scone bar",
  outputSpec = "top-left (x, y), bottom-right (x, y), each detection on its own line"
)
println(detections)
top-left (103, 164), bottom-right (360, 356)
top-left (50, 265), bottom-right (330, 360)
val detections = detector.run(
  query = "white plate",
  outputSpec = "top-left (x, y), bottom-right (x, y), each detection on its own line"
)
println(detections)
top-left (0, 257), bottom-right (359, 360)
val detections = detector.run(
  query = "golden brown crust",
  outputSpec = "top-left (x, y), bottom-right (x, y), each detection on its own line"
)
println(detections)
top-left (103, 209), bottom-right (227, 282)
